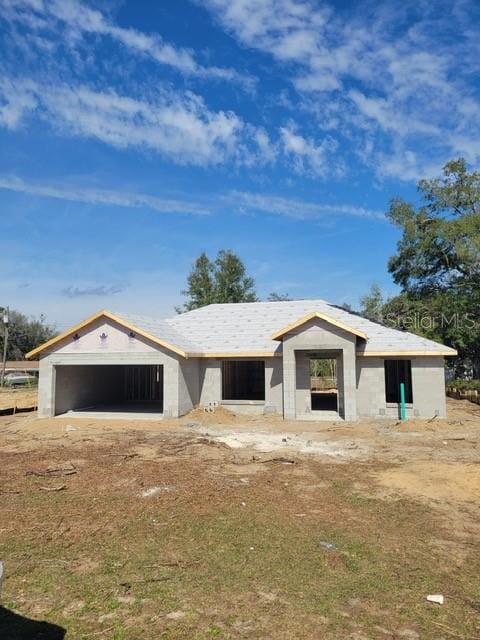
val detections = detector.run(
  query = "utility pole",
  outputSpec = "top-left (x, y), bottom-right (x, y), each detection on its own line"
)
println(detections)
top-left (1, 307), bottom-right (9, 387)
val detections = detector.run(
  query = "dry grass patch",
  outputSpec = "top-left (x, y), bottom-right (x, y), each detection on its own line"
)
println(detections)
top-left (0, 429), bottom-right (479, 639)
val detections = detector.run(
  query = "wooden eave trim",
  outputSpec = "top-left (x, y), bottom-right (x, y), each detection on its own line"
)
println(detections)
top-left (356, 350), bottom-right (457, 357)
top-left (271, 311), bottom-right (368, 341)
top-left (187, 351), bottom-right (281, 358)
top-left (26, 310), bottom-right (188, 359)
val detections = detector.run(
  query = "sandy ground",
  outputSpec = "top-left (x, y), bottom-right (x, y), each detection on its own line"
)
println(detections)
top-left (0, 388), bottom-right (37, 411)
top-left (1, 398), bottom-right (479, 508)
top-left (1, 397), bottom-right (479, 638)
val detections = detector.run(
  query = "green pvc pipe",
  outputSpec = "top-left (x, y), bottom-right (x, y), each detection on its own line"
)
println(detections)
top-left (400, 382), bottom-right (407, 421)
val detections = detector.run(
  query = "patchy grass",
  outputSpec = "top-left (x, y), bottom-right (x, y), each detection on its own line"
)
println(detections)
top-left (0, 430), bottom-right (479, 639)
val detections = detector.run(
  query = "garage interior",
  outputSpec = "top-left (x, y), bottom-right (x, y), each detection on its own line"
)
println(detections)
top-left (54, 364), bottom-right (164, 416)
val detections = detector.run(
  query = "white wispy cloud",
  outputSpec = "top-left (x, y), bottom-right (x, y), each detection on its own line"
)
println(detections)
top-left (348, 90), bottom-right (440, 138)
top-left (2, 0), bottom-right (255, 89)
top-left (200, 0), bottom-right (480, 179)
top-left (226, 190), bottom-right (383, 220)
top-left (0, 80), bottom-right (275, 166)
top-left (0, 77), bottom-right (36, 129)
top-left (0, 175), bottom-right (384, 221)
top-left (199, 0), bottom-right (331, 62)
top-left (0, 175), bottom-right (212, 215)
top-left (1, 0), bottom-right (479, 182)
top-left (280, 124), bottom-right (343, 178)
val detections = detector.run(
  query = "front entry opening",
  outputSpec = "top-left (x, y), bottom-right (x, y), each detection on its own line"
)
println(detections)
top-left (54, 364), bottom-right (164, 416)
top-left (310, 358), bottom-right (338, 412)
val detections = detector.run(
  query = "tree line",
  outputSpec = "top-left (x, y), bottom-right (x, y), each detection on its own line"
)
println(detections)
top-left (0, 309), bottom-right (56, 361)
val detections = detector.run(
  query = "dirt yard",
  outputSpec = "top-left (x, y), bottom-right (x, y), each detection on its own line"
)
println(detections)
top-left (0, 399), bottom-right (479, 639)
top-left (0, 388), bottom-right (37, 412)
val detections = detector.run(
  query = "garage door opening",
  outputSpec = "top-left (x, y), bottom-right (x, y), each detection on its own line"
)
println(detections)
top-left (54, 365), bottom-right (164, 417)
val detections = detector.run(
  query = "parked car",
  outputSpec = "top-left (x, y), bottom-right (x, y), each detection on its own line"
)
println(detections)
top-left (3, 372), bottom-right (37, 387)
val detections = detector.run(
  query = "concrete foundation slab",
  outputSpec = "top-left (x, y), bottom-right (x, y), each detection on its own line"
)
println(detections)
top-left (59, 402), bottom-right (164, 420)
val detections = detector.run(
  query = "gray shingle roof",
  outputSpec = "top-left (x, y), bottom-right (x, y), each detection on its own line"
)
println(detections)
top-left (115, 300), bottom-right (456, 357)
top-left (110, 312), bottom-right (199, 353)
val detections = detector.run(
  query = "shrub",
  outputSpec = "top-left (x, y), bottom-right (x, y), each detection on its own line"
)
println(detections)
top-left (446, 379), bottom-right (480, 392)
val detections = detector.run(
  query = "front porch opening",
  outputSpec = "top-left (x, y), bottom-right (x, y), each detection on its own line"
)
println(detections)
top-left (310, 357), bottom-right (338, 412)
top-left (54, 364), bottom-right (164, 417)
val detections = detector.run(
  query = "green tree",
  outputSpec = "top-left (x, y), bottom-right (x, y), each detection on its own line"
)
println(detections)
top-left (178, 250), bottom-right (258, 312)
top-left (388, 158), bottom-right (480, 294)
top-left (0, 308), bottom-right (56, 360)
top-left (359, 284), bottom-right (384, 322)
top-left (384, 158), bottom-right (480, 376)
top-left (178, 252), bottom-right (216, 312)
top-left (214, 250), bottom-right (257, 304)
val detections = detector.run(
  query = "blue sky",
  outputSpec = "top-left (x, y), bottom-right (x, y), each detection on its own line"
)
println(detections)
top-left (0, 0), bottom-right (479, 329)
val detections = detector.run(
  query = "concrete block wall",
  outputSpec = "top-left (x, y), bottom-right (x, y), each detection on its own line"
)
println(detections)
top-left (198, 357), bottom-right (283, 415)
top-left (356, 356), bottom-right (447, 418)
top-left (282, 348), bottom-right (296, 419)
top-left (341, 343), bottom-right (358, 421)
top-left (355, 357), bottom-right (383, 417)
top-left (266, 357), bottom-right (283, 414)
top-left (178, 358), bottom-right (200, 416)
top-left (294, 351), bottom-right (311, 415)
top-left (38, 358), bottom-right (56, 417)
top-left (412, 357), bottom-right (447, 417)
top-left (199, 359), bottom-right (222, 407)
top-left (282, 318), bottom-right (357, 420)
